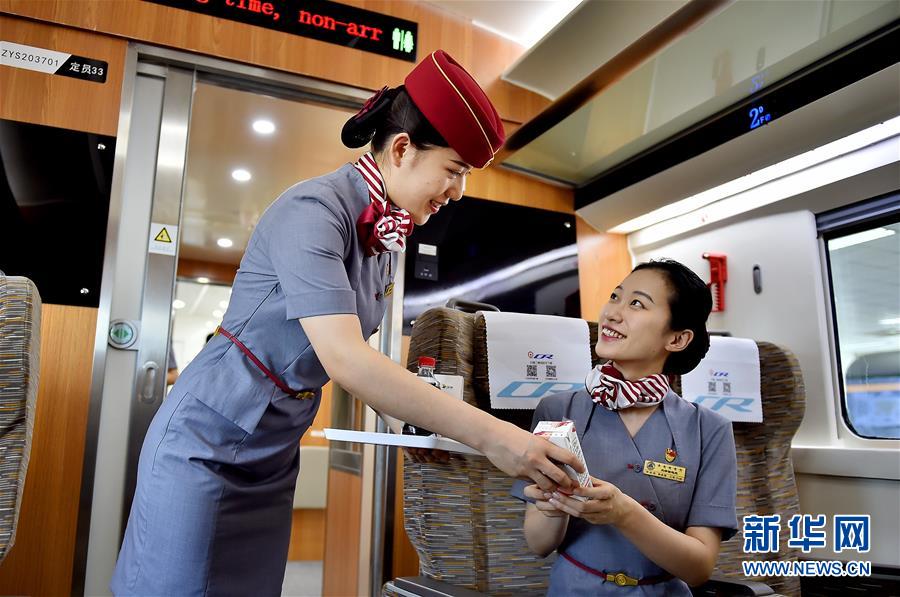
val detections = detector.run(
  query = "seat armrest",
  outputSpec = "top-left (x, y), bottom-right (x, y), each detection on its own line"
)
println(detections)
top-left (692, 575), bottom-right (776, 596)
top-left (390, 576), bottom-right (484, 597)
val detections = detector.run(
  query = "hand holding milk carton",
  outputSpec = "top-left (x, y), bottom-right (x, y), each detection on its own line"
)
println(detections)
top-left (533, 420), bottom-right (591, 500)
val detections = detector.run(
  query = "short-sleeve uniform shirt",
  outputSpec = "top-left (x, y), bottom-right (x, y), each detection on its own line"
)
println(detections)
top-left (175, 163), bottom-right (395, 434)
top-left (512, 390), bottom-right (738, 596)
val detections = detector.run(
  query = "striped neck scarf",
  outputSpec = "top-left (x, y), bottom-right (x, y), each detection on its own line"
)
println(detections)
top-left (354, 152), bottom-right (414, 256)
top-left (585, 362), bottom-right (670, 411)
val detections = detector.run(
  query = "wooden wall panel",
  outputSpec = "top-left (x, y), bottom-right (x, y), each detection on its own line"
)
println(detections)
top-left (0, 305), bottom-right (97, 596)
top-left (300, 382), bottom-right (332, 448)
top-left (0, 0), bottom-right (550, 124)
top-left (0, 15), bottom-right (126, 136)
top-left (467, 24), bottom-right (550, 124)
top-left (323, 469), bottom-right (362, 596)
top-left (469, 166), bottom-right (573, 214)
top-left (0, 17), bottom-right (118, 594)
top-left (288, 508), bottom-right (327, 561)
top-left (575, 215), bottom-right (632, 321)
top-left (176, 257), bottom-right (238, 286)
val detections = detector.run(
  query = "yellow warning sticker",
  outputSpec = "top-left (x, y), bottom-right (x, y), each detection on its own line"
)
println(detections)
top-left (149, 222), bottom-right (178, 256)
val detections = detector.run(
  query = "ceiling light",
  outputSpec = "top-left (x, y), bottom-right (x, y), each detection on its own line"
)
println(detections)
top-left (629, 126), bottom-right (900, 247)
top-left (213, 309), bottom-right (224, 318)
top-left (612, 116), bottom-right (900, 234)
top-left (219, 300), bottom-right (229, 309)
top-left (217, 238), bottom-right (234, 248)
top-left (829, 228), bottom-right (896, 250)
top-left (879, 317), bottom-right (900, 325)
top-left (253, 119), bottom-right (276, 135)
top-left (197, 277), bottom-right (210, 284)
top-left (172, 299), bottom-right (186, 309)
top-left (231, 168), bottom-right (252, 182)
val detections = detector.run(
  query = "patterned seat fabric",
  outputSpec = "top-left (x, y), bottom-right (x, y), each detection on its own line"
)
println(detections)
top-left (0, 275), bottom-right (41, 562)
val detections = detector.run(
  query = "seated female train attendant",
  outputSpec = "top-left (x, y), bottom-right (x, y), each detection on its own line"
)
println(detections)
top-left (111, 50), bottom-right (583, 596)
top-left (514, 259), bottom-right (738, 595)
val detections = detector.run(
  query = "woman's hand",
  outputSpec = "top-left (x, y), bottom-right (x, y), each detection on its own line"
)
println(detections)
top-left (523, 484), bottom-right (568, 518)
top-left (482, 422), bottom-right (583, 492)
top-left (547, 477), bottom-right (637, 526)
top-left (403, 448), bottom-right (451, 464)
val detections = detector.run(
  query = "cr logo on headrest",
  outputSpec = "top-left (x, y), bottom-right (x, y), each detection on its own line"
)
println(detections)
top-left (498, 381), bottom-right (581, 399)
top-left (694, 396), bottom-right (754, 413)
top-left (528, 351), bottom-right (554, 360)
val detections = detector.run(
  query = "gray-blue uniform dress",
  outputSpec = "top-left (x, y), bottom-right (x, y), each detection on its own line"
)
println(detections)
top-left (112, 163), bottom-right (395, 596)
top-left (512, 389), bottom-right (738, 596)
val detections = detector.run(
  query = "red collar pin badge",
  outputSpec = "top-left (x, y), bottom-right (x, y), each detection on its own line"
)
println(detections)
top-left (665, 448), bottom-right (677, 462)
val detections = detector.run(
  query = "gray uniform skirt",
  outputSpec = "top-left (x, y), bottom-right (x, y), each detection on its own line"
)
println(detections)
top-left (111, 388), bottom-right (317, 596)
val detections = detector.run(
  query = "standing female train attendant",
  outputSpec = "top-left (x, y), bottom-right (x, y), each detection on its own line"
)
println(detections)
top-left (514, 260), bottom-right (738, 595)
top-left (111, 50), bottom-right (583, 596)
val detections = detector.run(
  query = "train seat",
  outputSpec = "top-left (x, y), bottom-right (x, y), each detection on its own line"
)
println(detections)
top-left (683, 341), bottom-right (806, 597)
top-left (0, 273), bottom-right (42, 563)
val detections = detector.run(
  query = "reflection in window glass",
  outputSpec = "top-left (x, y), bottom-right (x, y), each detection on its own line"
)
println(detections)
top-left (171, 280), bottom-right (232, 372)
top-left (828, 220), bottom-right (900, 439)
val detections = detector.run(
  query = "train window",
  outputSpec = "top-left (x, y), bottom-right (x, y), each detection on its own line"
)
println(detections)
top-left (823, 206), bottom-right (900, 439)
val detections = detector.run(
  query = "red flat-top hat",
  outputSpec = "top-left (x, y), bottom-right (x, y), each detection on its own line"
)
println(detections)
top-left (405, 50), bottom-right (505, 168)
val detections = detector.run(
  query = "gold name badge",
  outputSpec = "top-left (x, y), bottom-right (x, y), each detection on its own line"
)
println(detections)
top-left (643, 459), bottom-right (686, 483)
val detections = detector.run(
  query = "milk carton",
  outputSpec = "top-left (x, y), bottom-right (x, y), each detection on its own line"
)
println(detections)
top-left (533, 420), bottom-right (591, 500)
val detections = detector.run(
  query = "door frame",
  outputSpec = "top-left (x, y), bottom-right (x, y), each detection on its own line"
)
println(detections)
top-left (74, 42), bottom-right (391, 595)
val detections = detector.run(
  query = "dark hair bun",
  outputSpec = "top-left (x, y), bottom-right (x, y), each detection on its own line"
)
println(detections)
top-left (341, 86), bottom-right (399, 148)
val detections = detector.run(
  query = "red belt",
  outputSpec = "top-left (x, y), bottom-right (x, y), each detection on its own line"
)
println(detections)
top-left (215, 326), bottom-right (315, 400)
top-left (560, 552), bottom-right (674, 587)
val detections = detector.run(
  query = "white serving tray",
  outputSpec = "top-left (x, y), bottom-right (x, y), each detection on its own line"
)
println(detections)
top-left (323, 428), bottom-right (482, 456)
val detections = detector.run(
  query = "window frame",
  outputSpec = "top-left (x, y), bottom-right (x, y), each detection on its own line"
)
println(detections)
top-left (818, 191), bottom-right (900, 440)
